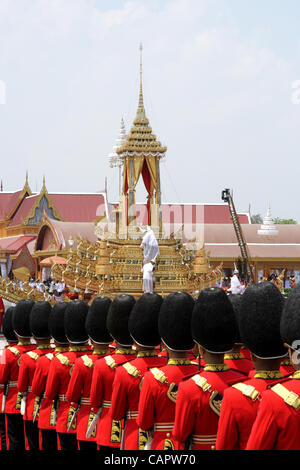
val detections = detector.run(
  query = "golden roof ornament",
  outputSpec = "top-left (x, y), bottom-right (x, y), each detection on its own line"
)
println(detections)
top-left (116, 43), bottom-right (167, 157)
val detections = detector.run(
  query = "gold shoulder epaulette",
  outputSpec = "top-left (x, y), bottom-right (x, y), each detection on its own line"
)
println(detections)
top-left (271, 384), bottom-right (300, 410)
top-left (27, 351), bottom-right (39, 361)
top-left (81, 355), bottom-right (94, 369)
top-left (56, 354), bottom-right (71, 367)
top-left (232, 383), bottom-right (260, 401)
top-left (191, 374), bottom-right (211, 392)
top-left (7, 346), bottom-right (20, 357)
top-left (104, 356), bottom-right (117, 370)
top-left (150, 368), bottom-right (168, 384)
top-left (46, 353), bottom-right (54, 361)
top-left (123, 362), bottom-right (140, 378)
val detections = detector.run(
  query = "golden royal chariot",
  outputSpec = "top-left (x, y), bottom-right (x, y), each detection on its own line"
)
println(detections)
top-left (0, 47), bottom-right (223, 305)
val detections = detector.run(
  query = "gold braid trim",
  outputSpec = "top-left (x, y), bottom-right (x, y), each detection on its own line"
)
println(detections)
top-left (167, 358), bottom-right (192, 366)
top-left (292, 371), bottom-right (300, 380)
top-left (115, 348), bottom-right (136, 355)
top-left (254, 370), bottom-right (284, 380)
top-left (137, 351), bottom-right (158, 358)
top-left (69, 346), bottom-right (88, 353)
top-left (224, 353), bottom-right (244, 360)
top-left (204, 364), bottom-right (230, 372)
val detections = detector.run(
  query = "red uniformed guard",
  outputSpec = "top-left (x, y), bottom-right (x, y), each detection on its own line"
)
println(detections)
top-left (246, 290), bottom-right (300, 450)
top-left (17, 301), bottom-right (54, 450)
top-left (89, 294), bottom-right (136, 451)
top-left (224, 295), bottom-right (254, 376)
top-left (0, 307), bottom-right (17, 450)
top-left (110, 293), bottom-right (166, 450)
top-left (45, 300), bottom-right (90, 451)
top-left (66, 296), bottom-right (113, 451)
top-left (172, 288), bottom-right (247, 450)
top-left (31, 302), bottom-right (69, 451)
top-left (137, 292), bottom-right (198, 451)
top-left (0, 300), bottom-right (36, 450)
top-left (216, 282), bottom-right (289, 450)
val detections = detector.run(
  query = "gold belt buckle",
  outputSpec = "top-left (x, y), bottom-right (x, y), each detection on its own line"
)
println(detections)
top-left (284, 391), bottom-right (300, 409)
top-left (244, 385), bottom-right (259, 401)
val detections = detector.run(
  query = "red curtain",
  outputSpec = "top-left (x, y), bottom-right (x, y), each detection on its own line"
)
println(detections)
top-left (142, 161), bottom-right (152, 225)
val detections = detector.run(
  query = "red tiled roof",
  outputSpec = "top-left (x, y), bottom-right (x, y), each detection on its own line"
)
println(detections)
top-left (0, 235), bottom-right (36, 253)
top-left (0, 191), bottom-right (28, 219)
top-left (49, 194), bottom-right (106, 222)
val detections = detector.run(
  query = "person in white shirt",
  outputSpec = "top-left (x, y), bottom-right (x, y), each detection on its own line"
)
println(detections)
top-left (141, 260), bottom-right (155, 294)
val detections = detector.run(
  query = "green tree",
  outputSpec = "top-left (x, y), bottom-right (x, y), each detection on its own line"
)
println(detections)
top-left (272, 218), bottom-right (297, 225)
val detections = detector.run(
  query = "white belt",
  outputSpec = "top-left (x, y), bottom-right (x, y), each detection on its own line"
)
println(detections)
top-left (154, 423), bottom-right (174, 432)
top-left (126, 410), bottom-right (138, 420)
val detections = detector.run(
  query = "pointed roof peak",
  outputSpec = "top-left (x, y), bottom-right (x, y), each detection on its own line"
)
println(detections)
top-left (116, 45), bottom-right (167, 157)
top-left (23, 170), bottom-right (32, 195)
top-left (138, 42), bottom-right (144, 109)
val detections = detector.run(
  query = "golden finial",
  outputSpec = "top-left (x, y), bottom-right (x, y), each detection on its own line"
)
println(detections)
top-left (139, 42), bottom-right (144, 108)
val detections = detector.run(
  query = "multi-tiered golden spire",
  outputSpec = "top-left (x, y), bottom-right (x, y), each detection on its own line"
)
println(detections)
top-left (116, 43), bottom-right (167, 156)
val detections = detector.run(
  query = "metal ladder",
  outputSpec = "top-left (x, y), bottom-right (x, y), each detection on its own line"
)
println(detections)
top-left (222, 189), bottom-right (254, 284)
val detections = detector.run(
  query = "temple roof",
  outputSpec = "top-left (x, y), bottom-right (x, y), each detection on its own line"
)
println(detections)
top-left (0, 235), bottom-right (36, 253)
top-left (8, 192), bottom-right (107, 227)
top-left (116, 45), bottom-right (167, 157)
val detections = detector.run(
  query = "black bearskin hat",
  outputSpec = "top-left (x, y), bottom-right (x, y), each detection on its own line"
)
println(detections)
top-left (2, 307), bottom-right (17, 342)
top-left (158, 292), bottom-right (194, 351)
top-left (85, 297), bottom-right (112, 344)
top-left (49, 302), bottom-right (68, 344)
top-left (228, 294), bottom-right (243, 344)
top-left (106, 294), bottom-right (136, 346)
top-left (192, 288), bottom-right (237, 353)
top-left (239, 282), bottom-right (286, 359)
top-left (280, 291), bottom-right (300, 349)
top-left (64, 301), bottom-right (89, 344)
top-left (13, 300), bottom-right (35, 337)
top-left (30, 301), bottom-right (52, 339)
top-left (129, 293), bottom-right (163, 347)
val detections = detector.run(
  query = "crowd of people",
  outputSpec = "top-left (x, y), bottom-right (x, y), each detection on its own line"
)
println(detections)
top-left (0, 280), bottom-right (299, 452)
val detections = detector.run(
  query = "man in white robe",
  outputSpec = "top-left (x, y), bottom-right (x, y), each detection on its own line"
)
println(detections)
top-left (228, 270), bottom-right (245, 295)
top-left (140, 226), bottom-right (160, 262)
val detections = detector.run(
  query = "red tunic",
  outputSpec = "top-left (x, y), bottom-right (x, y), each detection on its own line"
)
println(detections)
top-left (224, 353), bottom-right (254, 376)
top-left (31, 347), bottom-right (69, 430)
top-left (246, 374), bottom-right (300, 450)
top-left (89, 348), bottom-right (136, 448)
top-left (110, 351), bottom-right (166, 450)
top-left (172, 364), bottom-right (246, 450)
top-left (66, 348), bottom-right (111, 442)
top-left (0, 343), bottom-right (36, 414)
top-left (216, 370), bottom-right (287, 450)
top-left (45, 346), bottom-right (90, 434)
top-left (136, 359), bottom-right (199, 450)
top-left (17, 345), bottom-right (54, 421)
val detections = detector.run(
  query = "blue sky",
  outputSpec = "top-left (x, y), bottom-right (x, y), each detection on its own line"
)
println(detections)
top-left (1, 0), bottom-right (300, 222)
